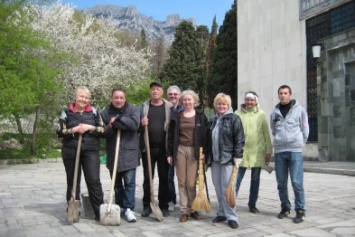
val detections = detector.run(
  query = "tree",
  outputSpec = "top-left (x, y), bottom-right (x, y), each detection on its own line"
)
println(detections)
top-left (207, 1), bottom-right (238, 108)
top-left (159, 20), bottom-right (206, 92)
top-left (0, 0), bottom-right (62, 153)
top-left (27, 3), bottom-right (153, 107)
top-left (138, 29), bottom-right (148, 50)
top-left (205, 16), bottom-right (218, 105)
top-left (151, 34), bottom-right (168, 77)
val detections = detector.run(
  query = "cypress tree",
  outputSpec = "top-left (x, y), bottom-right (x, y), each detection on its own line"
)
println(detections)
top-left (160, 20), bottom-right (206, 92)
top-left (207, 1), bottom-right (238, 108)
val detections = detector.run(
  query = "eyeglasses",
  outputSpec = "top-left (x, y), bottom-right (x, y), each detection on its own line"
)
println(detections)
top-left (168, 93), bottom-right (179, 96)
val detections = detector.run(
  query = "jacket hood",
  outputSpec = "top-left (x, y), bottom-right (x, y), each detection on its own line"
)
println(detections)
top-left (275, 99), bottom-right (297, 109)
top-left (240, 104), bottom-right (259, 113)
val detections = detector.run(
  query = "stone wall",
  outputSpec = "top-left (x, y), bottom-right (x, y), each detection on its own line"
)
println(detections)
top-left (317, 28), bottom-right (355, 161)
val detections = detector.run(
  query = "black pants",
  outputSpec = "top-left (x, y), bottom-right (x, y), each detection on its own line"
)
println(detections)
top-left (142, 147), bottom-right (169, 211)
top-left (62, 147), bottom-right (104, 217)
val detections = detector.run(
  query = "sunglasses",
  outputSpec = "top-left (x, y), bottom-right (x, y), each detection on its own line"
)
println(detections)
top-left (168, 93), bottom-right (179, 96)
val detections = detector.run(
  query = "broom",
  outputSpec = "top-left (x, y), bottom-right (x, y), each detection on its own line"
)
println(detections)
top-left (225, 158), bottom-right (239, 208)
top-left (191, 148), bottom-right (211, 212)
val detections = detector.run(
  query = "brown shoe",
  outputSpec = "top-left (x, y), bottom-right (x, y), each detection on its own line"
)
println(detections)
top-left (190, 211), bottom-right (201, 220)
top-left (179, 214), bottom-right (188, 222)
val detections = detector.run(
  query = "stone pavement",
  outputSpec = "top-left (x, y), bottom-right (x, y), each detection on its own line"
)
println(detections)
top-left (1, 160), bottom-right (355, 237)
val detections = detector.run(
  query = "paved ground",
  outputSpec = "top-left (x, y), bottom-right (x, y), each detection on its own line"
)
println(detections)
top-left (1, 160), bottom-right (355, 237)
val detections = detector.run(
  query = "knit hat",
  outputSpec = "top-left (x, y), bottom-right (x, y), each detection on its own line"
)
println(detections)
top-left (245, 91), bottom-right (259, 105)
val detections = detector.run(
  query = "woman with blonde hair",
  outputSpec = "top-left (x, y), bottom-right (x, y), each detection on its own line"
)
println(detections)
top-left (206, 93), bottom-right (245, 229)
top-left (167, 89), bottom-right (208, 222)
top-left (57, 86), bottom-right (104, 221)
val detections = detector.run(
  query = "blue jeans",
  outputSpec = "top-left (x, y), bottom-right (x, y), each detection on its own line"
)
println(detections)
top-left (274, 152), bottom-right (305, 212)
top-left (110, 168), bottom-right (136, 211)
top-left (235, 167), bottom-right (261, 208)
top-left (168, 164), bottom-right (177, 204)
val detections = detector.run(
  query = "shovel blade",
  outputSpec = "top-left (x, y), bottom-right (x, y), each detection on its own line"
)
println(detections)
top-left (100, 204), bottom-right (121, 226)
top-left (150, 202), bottom-right (163, 222)
top-left (67, 199), bottom-right (80, 224)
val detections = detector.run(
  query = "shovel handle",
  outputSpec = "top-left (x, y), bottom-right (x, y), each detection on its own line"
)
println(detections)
top-left (144, 126), bottom-right (155, 201)
top-left (108, 130), bottom-right (121, 212)
top-left (71, 134), bottom-right (83, 200)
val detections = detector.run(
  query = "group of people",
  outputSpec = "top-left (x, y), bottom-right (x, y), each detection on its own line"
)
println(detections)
top-left (57, 83), bottom-right (309, 229)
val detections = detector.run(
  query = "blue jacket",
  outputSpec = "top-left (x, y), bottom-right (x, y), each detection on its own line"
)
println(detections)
top-left (270, 99), bottom-right (309, 153)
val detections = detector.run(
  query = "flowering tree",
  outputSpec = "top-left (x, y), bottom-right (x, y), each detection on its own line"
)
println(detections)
top-left (27, 2), bottom-right (153, 106)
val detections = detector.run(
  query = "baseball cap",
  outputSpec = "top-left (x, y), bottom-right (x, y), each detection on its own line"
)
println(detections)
top-left (149, 81), bottom-right (163, 88)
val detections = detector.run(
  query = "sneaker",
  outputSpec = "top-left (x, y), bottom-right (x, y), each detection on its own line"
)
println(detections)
top-left (141, 207), bottom-right (152, 217)
top-left (293, 210), bottom-right (305, 223)
top-left (125, 208), bottom-right (137, 223)
top-left (278, 209), bottom-right (290, 219)
top-left (168, 201), bottom-right (175, 212)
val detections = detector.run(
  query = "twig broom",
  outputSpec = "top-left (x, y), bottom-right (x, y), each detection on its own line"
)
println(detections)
top-left (191, 148), bottom-right (211, 212)
top-left (225, 158), bottom-right (239, 208)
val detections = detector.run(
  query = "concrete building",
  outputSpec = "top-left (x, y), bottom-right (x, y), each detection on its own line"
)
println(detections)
top-left (237, 0), bottom-right (355, 161)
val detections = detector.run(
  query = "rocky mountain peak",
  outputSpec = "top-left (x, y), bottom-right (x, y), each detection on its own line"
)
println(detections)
top-left (83, 5), bottom-right (196, 44)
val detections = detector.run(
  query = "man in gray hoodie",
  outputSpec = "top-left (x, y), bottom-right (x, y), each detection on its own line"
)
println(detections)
top-left (270, 85), bottom-right (309, 224)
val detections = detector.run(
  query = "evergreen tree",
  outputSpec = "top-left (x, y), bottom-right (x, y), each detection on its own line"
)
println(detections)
top-left (207, 1), bottom-right (238, 108)
top-left (205, 16), bottom-right (218, 105)
top-left (138, 28), bottom-right (148, 50)
top-left (159, 20), bottom-right (206, 92)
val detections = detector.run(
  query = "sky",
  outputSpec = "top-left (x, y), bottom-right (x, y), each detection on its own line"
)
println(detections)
top-left (62, 0), bottom-right (234, 28)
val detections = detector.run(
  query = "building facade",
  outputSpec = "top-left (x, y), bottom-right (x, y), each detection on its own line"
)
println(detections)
top-left (237, 0), bottom-right (355, 161)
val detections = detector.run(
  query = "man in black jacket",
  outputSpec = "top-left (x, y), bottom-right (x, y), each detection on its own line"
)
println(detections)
top-left (101, 88), bottom-right (140, 223)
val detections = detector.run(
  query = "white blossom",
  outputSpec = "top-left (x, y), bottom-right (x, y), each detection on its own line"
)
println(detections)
top-left (26, 2), bottom-right (152, 104)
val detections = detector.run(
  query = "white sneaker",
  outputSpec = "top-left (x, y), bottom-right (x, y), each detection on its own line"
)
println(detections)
top-left (125, 208), bottom-right (137, 223)
top-left (168, 201), bottom-right (175, 212)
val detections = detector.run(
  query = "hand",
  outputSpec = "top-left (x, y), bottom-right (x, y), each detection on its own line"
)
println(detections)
top-left (167, 156), bottom-right (173, 165)
top-left (80, 124), bottom-right (95, 133)
top-left (265, 154), bottom-right (272, 165)
top-left (234, 158), bottom-right (242, 167)
top-left (141, 117), bottom-right (149, 126)
top-left (200, 154), bottom-right (205, 162)
top-left (109, 117), bottom-right (116, 128)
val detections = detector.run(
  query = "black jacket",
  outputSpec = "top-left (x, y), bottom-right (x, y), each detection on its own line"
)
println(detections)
top-left (206, 112), bottom-right (245, 166)
top-left (167, 108), bottom-right (208, 160)
top-left (57, 104), bottom-right (103, 151)
top-left (100, 103), bottom-right (140, 172)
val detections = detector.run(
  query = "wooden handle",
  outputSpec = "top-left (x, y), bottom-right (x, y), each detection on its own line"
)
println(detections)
top-left (108, 130), bottom-right (121, 211)
top-left (144, 126), bottom-right (155, 202)
top-left (71, 134), bottom-right (82, 200)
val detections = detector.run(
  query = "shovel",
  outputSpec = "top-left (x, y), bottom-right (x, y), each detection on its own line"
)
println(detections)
top-left (100, 130), bottom-right (121, 226)
top-left (67, 134), bottom-right (82, 224)
top-left (144, 126), bottom-right (164, 221)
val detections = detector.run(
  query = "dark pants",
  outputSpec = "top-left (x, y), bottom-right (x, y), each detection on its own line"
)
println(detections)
top-left (62, 147), bottom-right (104, 218)
top-left (110, 168), bottom-right (136, 211)
top-left (235, 167), bottom-right (261, 209)
top-left (142, 147), bottom-right (169, 211)
top-left (168, 164), bottom-right (177, 204)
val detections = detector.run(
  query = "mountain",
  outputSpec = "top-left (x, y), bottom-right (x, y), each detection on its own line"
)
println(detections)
top-left (83, 5), bottom-right (196, 44)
